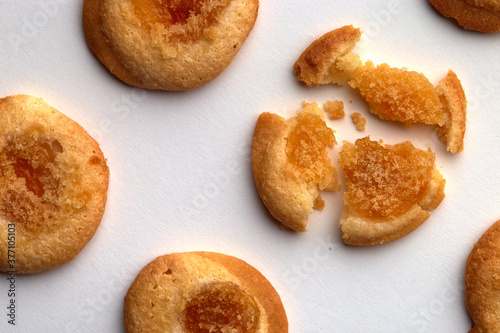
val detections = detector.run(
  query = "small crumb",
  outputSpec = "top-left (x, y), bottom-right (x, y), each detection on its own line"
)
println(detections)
top-left (313, 195), bottom-right (325, 210)
top-left (323, 99), bottom-right (345, 120)
top-left (349, 100), bottom-right (353, 103)
top-left (351, 112), bottom-right (367, 131)
top-left (329, 247), bottom-right (332, 251)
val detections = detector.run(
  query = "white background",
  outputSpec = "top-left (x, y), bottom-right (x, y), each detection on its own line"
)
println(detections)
top-left (1, 1), bottom-right (500, 332)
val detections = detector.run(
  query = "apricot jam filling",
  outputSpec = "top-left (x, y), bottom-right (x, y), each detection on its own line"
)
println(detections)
top-left (185, 281), bottom-right (260, 333)
top-left (132, 0), bottom-right (231, 40)
top-left (286, 111), bottom-right (336, 184)
top-left (349, 62), bottom-right (444, 126)
top-left (339, 137), bottom-right (434, 219)
top-left (0, 130), bottom-right (63, 229)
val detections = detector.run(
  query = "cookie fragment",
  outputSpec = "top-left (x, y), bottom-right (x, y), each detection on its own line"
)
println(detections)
top-left (323, 99), bottom-right (345, 120)
top-left (252, 102), bottom-right (338, 231)
top-left (351, 112), bottom-right (367, 131)
top-left (435, 70), bottom-right (467, 153)
top-left (339, 137), bottom-right (445, 245)
top-left (293, 25), bottom-right (362, 86)
top-left (349, 62), bottom-right (445, 127)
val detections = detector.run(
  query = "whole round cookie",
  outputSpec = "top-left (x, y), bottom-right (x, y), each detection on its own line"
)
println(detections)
top-left (0, 95), bottom-right (109, 274)
top-left (83, 0), bottom-right (259, 91)
top-left (124, 251), bottom-right (288, 332)
top-left (465, 220), bottom-right (500, 332)
top-left (429, 0), bottom-right (500, 33)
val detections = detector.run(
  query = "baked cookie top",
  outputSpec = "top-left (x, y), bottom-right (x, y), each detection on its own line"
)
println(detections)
top-left (429, 0), bottom-right (500, 33)
top-left (0, 95), bottom-right (109, 274)
top-left (293, 25), bottom-right (362, 86)
top-left (124, 251), bottom-right (288, 332)
top-left (83, 0), bottom-right (259, 91)
top-left (466, 220), bottom-right (500, 332)
top-left (252, 102), bottom-right (338, 232)
top-left (339, 137), bottom-right (445, 245)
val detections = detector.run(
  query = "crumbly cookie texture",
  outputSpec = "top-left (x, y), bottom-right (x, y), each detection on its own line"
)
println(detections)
top-left (323, 99), bottom-right (345, 120)
top-left (293, 25), bottom-right (362, 86)
top-left (466, 220), bottom-right (500, 333)
top-left (351, 112), bottom-right (367, 131)
top-left (252, 101), bottom-right (338, 232)
top-left (429, 0), bottom-right (500, 33)
top-left (83, 0), bottom-right (259, 91)
top-left (339, 137), bottom-right (445, 245)
top-left (124, 252), bottom-right (288, 333)
top-left (293, 25), bottom-right (467, 152)
top-left (349, 61), bottom-right (446, 127)
top-left (0, 95), bottom-right (109, 274)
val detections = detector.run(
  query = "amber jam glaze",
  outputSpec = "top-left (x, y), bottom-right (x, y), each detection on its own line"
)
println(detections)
top-left (286, 110), bottom-right (336, 185)
top-left (340, 137), bottom-right (435, 220)
top-left (132, 0), bottom-right (231, 40)
top-left (185, 281), bottom-right (260, 333)
top-left (0, 129), bottom-right (63, 231)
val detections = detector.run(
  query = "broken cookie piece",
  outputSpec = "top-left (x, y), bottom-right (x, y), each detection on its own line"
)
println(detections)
top-left (339, 137), bottom-right (445, 245)
top-left (349, 61), bottom-right (446, 127)
top-left (252, 102), bottom-right (338, 232)
top-left (435, 70), bottom-right (467, 153)
top-left (293, 25), bottom-right (362, 86)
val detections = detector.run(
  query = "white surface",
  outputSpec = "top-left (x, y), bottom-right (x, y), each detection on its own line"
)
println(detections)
top-left (1, 1), bottom-right (500, 332)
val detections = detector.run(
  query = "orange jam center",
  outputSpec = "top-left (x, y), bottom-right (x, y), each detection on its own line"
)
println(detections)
top-left (185, 281), bottom-right (260, 333)
top-left (132, 0), bottom-right (230, 40)
top-left (340, 137), bottom-right (434, 219)
top-left (286, 111), bottom-right (335, 183)
top-left (0, 130), bottom-right (63, 229)
top-left (132, 0), bottom-right (202, 27)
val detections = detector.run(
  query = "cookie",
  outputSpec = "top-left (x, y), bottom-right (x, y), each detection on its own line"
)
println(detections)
top-left (252, 102), bottom-right (338, 232)
top-left (0, 95), bottom-right (109, 274)
top-left (124, 251), bottom-right (288, 332)
top-left (465, 220), bottom-right (500, 332)
top-left (293, 25), bottom-right (362, 86)
top-left (339, 137), bottom-right (445, 245)
top-left (429, 0), bottom-right (500, 33)
top-left (83, 0), bottom-right (259, 91)
top-left (435, 70), bottom-right (467, 153)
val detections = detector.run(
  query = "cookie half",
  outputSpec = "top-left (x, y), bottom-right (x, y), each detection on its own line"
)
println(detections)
top-left (0, 95), bottom-right (109, 274)
top-left (252, 102), bottom-right (338, 232)
top-left (465, 220), bottom-right (500, 332)
top-left (124, 251), bottom-right (288, 332)
top-left (435, 70), bottom-right (467, 153)
top-left (83, 0), bottom-right (259, 91)
top-left (339, 137), bottom-right (445, 245)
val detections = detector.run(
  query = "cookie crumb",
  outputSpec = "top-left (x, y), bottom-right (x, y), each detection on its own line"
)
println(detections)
top-left (323, 100), bottom-right (345, 120)
top-left (351, 112), bottom-right (367, 131)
